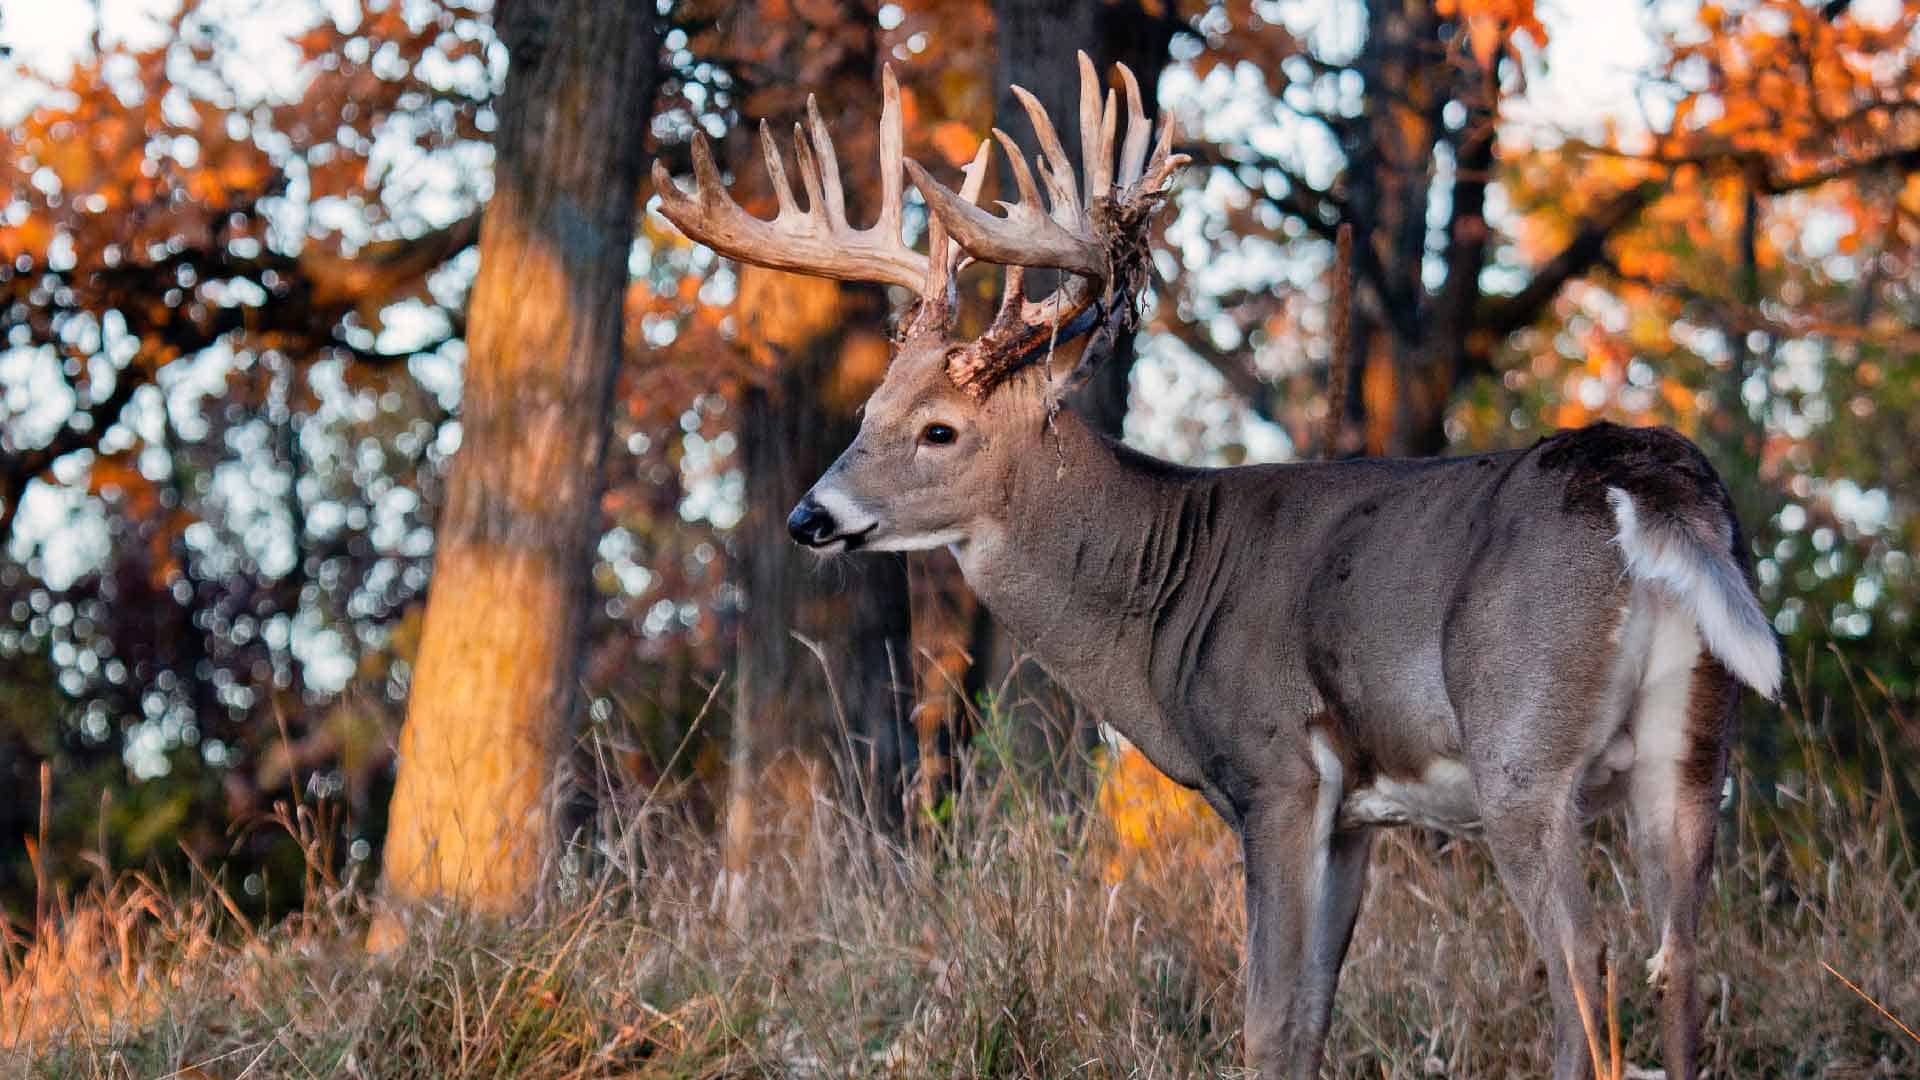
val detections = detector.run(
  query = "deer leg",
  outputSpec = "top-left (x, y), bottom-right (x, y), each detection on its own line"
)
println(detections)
top-left (1289, 827), bottom-right (1372, 1065)
top-left (1241, 812), bottom-right (1309, 1077)
top-left (1479, 778), bottom-right (1605, 1080)
top-left (1630, 655), bottom-right (1736, 1080)
top-left (1242, 744), bottom-right (1359, 1078)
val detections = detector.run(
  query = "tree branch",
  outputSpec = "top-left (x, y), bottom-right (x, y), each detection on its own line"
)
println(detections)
top-left (0, 365), bottom-right (155, 542)
top-left (1479, 181), bottom-right (1662, 338)
top-left (1758, 145), bottom-right (1920, 194)
top-left (0, 214), bottom-right (482, 544)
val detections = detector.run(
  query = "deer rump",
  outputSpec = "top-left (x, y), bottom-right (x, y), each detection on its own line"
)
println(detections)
top-left (1273, 421), bottom-right (1775, 835)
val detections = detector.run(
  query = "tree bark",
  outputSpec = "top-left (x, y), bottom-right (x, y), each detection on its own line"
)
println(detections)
top-left (729, 280), bottom-right (914, 833)
top-left (967, 0), bottom-right (1176, 744)
top-left (378, 0), bottom-right (658, 912)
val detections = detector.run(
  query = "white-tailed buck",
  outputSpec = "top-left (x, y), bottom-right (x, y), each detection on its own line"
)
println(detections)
top-left (655, 55), bottom-right (1779, 1080)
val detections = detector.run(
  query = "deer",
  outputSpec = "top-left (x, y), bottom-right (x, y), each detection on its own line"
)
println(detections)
top-left (653, 55), bottom-right (1780, 1080)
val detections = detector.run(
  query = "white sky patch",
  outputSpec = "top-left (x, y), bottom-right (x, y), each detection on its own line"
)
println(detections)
top-left (1507, 0), bottom-right (1663, 141)
top-left (0, 0), bottom-right (178, 119)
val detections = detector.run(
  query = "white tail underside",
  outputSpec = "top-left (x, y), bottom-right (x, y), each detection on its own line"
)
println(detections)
top-left (1607, 486), bottom-right (1782, 700)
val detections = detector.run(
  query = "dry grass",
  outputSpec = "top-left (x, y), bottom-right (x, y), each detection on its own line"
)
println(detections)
top-left (4, 684), bottom-right (1917, 1078)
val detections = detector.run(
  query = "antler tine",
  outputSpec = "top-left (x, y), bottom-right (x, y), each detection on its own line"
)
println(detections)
top-left (991, 127), bottom-right (1045, 216)
top-left (1137, 110), bottom-right (1190, 197)
top-left (957, 140), bottom-right (993, 208)
top-left (995, 265), bottom-right (1027, 326)
top-left (923, 139), bottom-right (992, 314)
top-left (1117, 63), bottom-right (1150, 187)
top-left (1078, 52), bottom-right (1113, 208)
top-left (803, 95), bottom-right (850, 232)
top-left (877, 66), bottom-right (905, 241)
top-left (791, 122), bottom-right (828, 225)
top-left (1009, 84), bottom-right (1081, 226)
top-left (759, 121), bottom-right (801, 218)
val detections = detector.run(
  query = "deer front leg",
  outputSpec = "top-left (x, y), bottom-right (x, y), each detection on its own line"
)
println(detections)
top-left (1241, 778), bottom-right (1370, 1076)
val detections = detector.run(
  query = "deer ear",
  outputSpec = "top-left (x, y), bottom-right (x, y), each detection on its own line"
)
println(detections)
top-left (1043, 335), bottom-right (1095, 396)
top-left (1046, 298), bottom-right (1130, 401)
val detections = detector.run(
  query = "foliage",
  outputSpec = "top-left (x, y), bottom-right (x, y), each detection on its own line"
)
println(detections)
top-left (0, 0), bottom-right (1916, 950)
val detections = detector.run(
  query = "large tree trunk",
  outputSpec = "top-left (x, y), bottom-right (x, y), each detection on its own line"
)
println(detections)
top-left (378, 0), bottom-right (658, 912)
top-left (1338, 1), bottom-right (1503, 459)
top-left (966, 0), bottom-right (1176, 759)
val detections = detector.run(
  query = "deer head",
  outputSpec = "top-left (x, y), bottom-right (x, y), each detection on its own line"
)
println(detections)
top-left (652, 55), bottom-right (1184, 553)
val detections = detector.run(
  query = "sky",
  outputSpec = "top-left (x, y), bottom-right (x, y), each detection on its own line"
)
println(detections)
top-left (2, 0), bottom-right (1661, 121)
top-left (0, 0), bottom-right (1685, 567)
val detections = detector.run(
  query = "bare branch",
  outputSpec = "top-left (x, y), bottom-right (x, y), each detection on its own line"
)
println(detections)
top-left (1480, 182), bottom-right (1662, 338)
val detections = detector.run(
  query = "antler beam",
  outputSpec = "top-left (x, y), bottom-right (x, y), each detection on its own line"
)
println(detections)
top-left (910, 51), bottom-right (1188, 397)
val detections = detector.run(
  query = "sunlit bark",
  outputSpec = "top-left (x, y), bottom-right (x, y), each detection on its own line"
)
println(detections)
top-left (378, 0), bottom-right (659, 912)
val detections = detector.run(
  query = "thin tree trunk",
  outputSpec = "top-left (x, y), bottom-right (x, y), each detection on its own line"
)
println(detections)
top-left (378, 0), bottom-right (658, 913)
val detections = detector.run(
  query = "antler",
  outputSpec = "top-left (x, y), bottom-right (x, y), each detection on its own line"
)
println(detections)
top-left (654, 69), bottom-right (920, 296)
top-left (907, 52), bottom-right (1188, 397)
top-left (650, 58), bottom-right (1180, 398)
top-left (652, 67), bottom-right (990, 332)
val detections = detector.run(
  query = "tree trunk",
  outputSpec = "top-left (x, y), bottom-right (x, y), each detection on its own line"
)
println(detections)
top-left (967, 0), bottom-right (1176, 752)
top-left (378, 0), bottom-right (658, 912)
top-left (722, 273), bottom-right (913, 918)
top-left (730, 277), bottom-right (914, 808)
top-left (1294, 2), bottom-right (1468, 459)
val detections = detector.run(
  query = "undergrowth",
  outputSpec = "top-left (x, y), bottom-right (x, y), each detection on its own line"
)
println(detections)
top-left (3, 670), bottom-right (1917, 1078)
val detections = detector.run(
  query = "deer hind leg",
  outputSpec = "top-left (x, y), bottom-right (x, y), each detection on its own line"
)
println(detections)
top-left (1453, 665), bottom-right (1613, 1075)
top-left (1478, 772), bottom-right (1607, 1080)
top-left (1627, 614), bottom-right (1736, 1080)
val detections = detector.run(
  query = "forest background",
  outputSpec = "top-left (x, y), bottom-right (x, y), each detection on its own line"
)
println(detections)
top-left (1, 0), bottom-right (1918, 1073)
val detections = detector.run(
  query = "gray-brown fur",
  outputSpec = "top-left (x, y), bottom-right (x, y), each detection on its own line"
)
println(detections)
top-left (654, 56), bottom-right (1775, 1079)
top-left (788, 346), bottom-right (1775, 1079)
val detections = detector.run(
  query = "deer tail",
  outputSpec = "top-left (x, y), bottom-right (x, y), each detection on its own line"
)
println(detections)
top-left (1607, 485), bottom-right (1782, 700)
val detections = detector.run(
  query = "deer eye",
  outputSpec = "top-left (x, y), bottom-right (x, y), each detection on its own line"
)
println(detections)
top-left (920, 422), bottom-right (958, 446)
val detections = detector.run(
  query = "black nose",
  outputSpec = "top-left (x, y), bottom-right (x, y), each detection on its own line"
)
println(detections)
top-left (787, 498), bottom-right (838, 547)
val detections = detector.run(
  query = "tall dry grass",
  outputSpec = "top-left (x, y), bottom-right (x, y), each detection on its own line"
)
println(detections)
top-left (4, 669), bottom-right (1917, 1078)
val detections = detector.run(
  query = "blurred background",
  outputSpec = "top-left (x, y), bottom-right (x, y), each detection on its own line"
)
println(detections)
top-left (1, 0), bottom-right (1916, 923)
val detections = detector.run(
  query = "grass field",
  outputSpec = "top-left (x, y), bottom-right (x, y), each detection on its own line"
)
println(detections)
top-left (5, 675), bottom-right (1917, 1078)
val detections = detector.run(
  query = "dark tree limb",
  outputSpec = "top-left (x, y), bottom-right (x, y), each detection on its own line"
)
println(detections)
top-left (0, 212), bottom-right (482, 545)
top-left (1479, 181), bottom-right (1663, 339)
top-left (0, 364), bottom-right (155, 541)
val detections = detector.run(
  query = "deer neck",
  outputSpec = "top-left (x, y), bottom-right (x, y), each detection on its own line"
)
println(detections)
top-left (952, 401), bottom-right (1217, 724)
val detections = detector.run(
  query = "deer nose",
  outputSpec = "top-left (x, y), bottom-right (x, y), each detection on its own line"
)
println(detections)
top-left (787, 497), bottom-right (838, 547)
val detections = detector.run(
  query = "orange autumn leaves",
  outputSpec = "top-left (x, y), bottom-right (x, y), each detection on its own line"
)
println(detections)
top-left (1096, 744), bottom-right (1228, 882)
top-left (1437, 0), bottom-right (1547, 64)
top-left (1675, 1), bottom-right (1920, 187)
